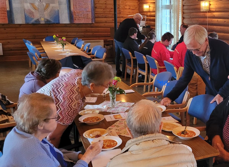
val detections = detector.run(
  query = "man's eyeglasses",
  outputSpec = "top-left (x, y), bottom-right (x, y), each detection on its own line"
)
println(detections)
top-left (44, 114), bottom-right (58, 121)
top-left (188, 47), bottom-right (201, 52)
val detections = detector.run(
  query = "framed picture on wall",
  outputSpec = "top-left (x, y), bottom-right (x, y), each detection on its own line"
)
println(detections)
top-left (0, 0), bottom-right (95, 24)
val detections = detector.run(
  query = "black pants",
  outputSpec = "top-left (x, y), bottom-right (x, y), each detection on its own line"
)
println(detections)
top-left (59, 123), bottom-right (74, 148)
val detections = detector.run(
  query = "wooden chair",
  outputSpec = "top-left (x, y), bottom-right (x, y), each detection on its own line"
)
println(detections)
top-left (146, 55), bottom-right (166, 91)
top-left (88, 45), bottom-right (102, 57)
top-left (164, 60), bottom-right (178, 80)
top-left (92, 47), bottom-right (106, 62)
top-left (121, 48), bottom-right (137, 85)
top-left (76, 41), bottom-right (84, 49)
top-left (27, 52), bottom-right (39, 71)
top-left (82, 43), bottom-right (91, 53)
top-left (130, 72), bottom-right (172, 99)
top-left (134, 51), bottom-right (148, 92)
top-left (44, 36), bottom-right (55, 41)
top-left (165, 94), bottom-right (217, 128)
top-left (142, 80), bottom-right (190, 125)
top-left (71, 38), bottom-right (78, 45)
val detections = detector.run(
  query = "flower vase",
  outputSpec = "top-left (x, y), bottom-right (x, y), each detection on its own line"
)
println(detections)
top-left (109, 91), bottom-right (116, 108)
top-left (62, 45), bottom-right (65, 51)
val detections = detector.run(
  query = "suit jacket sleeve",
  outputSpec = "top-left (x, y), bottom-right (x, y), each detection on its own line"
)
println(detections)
top-left (166, 51), bottom-right (194, 101)
top-left (218, 46), bottom-right (229, 98)
top-left (206, 97), bottom-right (229, 141)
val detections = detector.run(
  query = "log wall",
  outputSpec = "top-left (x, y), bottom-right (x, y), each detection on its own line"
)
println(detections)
top-left (0, 0), bottom-right (139, 61)
top-left (183, 0), bottom-right (229, 44)
top-left (138, 0), bottom-right (155, 30)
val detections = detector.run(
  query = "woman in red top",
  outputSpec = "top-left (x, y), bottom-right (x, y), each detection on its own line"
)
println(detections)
top-left (151, 32), bottom-right (174, 74)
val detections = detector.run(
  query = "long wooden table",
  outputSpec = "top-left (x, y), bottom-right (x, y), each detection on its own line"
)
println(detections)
top-left (74, 81), bottom-right (219, 167)
top-left (40, 41), bottom-right (91, 60)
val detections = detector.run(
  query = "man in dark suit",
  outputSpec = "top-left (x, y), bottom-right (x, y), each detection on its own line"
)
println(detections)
top-left (114, 13), bottom-right (145, 76)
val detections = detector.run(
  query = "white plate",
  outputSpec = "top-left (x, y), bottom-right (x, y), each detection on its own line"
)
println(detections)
top-left (172, 126), bottom-right (200, 140)
top-left (92, 136), bottom-right (122, 150)
top-left (79, 114), bottom-right (104, 125)
top-left (79, 109), bottom-right (100, 116)
top-left (162, 122), bottom-right (182, 132)
top-left (83, 128), bottom-right (108, 139)
top-left (156, 104), bottom-right (166, 112)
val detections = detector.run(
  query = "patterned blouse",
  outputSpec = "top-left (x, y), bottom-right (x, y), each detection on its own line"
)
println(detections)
top-left (37, 69), bottom-right (85, 125)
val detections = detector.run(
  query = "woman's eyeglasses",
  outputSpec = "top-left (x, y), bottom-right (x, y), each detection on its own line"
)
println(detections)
top-left (44, 114), bottom-right (58, 121)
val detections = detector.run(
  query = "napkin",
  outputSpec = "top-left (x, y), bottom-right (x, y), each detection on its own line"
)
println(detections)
top-left (124, 89), bottom-right (135, 93)
top-left (161, 116), bottom-right (178, 123)
top-left (104, 113), bottom-right (128, 122)
top-left (92, 149), bottom-right (121, 167)
top-left (84, 104), bottom-right (108, 111)
top-left (85, 97), bottom-right (97, 103)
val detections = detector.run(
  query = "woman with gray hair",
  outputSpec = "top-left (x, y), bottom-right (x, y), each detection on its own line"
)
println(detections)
top-left (37, 61), bottom-right (114, 148)
top-left (107, 99), bottom-right (196, 167)
top-left (0, 93), bottom-right (103, 167)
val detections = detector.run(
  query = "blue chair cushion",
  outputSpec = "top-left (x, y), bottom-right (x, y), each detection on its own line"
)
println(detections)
top-left (188, 94), bottom-right (217, 124)
top-left (163, 80), bottom-right (188, 104)
top-left (153, 72), bottom-right (172, 90)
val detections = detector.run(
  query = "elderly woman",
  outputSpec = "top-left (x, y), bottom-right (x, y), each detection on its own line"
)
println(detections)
top-left (37, 61), bottom-right (114, 147)
top-left (0, 93), bottom-right (103, 167)
top-left (107, 99), bottom-right (196, 167)
top-left (206, 96), bottom-right (229, 166)
top-left (19, 58), bottom-right (62, 98)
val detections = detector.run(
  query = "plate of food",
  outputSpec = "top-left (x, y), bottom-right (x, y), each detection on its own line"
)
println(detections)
top-left (156, 104), bottom-right (166, 112)
top-left (83, 128), bottom-right (108, 139)
top-left (79, 109), bottom-right (100, 116)
top-left (172, 126), bottom-right (200, 140)
top-left (162, 122), bottom-right (182, 132)
top-left (92, 136), bottom-right (122, 150)
top-left (79, 114), bottom-right (104, 125)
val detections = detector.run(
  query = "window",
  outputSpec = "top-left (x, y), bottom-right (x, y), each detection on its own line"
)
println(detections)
top-left (156, 0), bottom-right (182, 47)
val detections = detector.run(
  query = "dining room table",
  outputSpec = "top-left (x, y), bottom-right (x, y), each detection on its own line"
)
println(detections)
top-left (74, 81), bottom-right (219, 167)
top-left (40, 41), bottom-right (91, 60)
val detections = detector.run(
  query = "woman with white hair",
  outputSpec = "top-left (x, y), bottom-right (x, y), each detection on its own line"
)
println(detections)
top-left (0, 93), bottom-right (103, 167)
top-left (37, 61), bottom-right (114, 148)
top-left (107, 99), bottom-right (196, 167)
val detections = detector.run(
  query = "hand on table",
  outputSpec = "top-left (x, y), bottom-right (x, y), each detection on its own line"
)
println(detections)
top-left (80, 140), bottom-right (103, 164)
top-left (210, 94), bottom-right (223, 105)
top-left (216, 143), bottom-right (229, 162)
top-left (160, 97), bottom-right (171, 106)
top-left (212, 135), bottom-right (225, 163)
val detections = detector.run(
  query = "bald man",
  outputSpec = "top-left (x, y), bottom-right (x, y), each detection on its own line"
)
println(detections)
top-left (114, 13), bottom-right (146, 77)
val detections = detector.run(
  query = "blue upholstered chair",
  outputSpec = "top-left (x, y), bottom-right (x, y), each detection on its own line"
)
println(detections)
top-left (82, 43), bottom-right (91, 53)
top-left (131, 72), bottom-right (172, 97)
top-left (71, 38), bottom-right (78, 45)
top-left (122, 48), bottom-right (137, 85)
top-left (76, 41), bottom-right (84, 49)
top-left (75, 39), bottom-right (82, 45)
top-left (164, 60), bottom-right (177, 80)
top-left (134, 51), bottom-right (148, 92)
top-left (0, 151), bottom-right (2, 157)
top-left (44, 36), bottom-right (55, 41)
top-left (88, 45), bottom-right (102, 56)
top-left (92, 47), bottom-right (106, 62)
top-left (27, 52), bottom-right (38, 71)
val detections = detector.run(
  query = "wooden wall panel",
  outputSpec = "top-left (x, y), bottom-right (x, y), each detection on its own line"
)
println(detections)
top-left (0, 0), bottom-right (139, 62)
top-left (183, 0), bottom-right (229, 44)
top-left (138, 0), bottom-right (155, 29)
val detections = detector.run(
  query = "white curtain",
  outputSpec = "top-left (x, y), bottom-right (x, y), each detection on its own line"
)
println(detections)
top-left (155, 0), bottom-right (182, 45)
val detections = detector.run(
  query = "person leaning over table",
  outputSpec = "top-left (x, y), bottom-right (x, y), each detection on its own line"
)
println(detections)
top-left (37, 61), bottom-right (114, 148)
top-left (0, 93), bottom-right (103, 167)
top-left (161, 25), bottom-right (229, 106)
top-left (19, 58), bottom-right (62, 99)
top-left (206, 96), bottom-right (229, 166)
top-left (107, 99), bottom-right (197, 167)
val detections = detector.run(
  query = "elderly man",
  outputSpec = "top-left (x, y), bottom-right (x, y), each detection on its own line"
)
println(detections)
top-left (161, 25), bottom-right (229, 106)
top-left (172, 24), bottom-right (188, 50)
top-left (114, 13), bottom-right (145, 76)
top-left (107, 100), bottom-right (196, 167)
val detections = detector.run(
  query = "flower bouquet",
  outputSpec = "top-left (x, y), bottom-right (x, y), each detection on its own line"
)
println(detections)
top-left (53, 34), bottom-right (59, 44)
top-left (108, 77), bottom-right (125, 108)
top-left (59, 37), bottom-right (67, 51)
